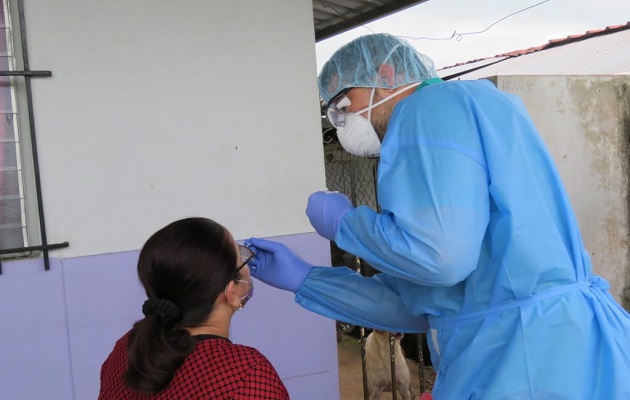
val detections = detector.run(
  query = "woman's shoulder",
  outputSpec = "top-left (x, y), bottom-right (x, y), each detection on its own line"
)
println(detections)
top-left (191, 338), bottom-right (276, 374)
top-left (117, 330), bottom-right (133, 345)
top-left (197, 337), bottom-right (268, 361)
top-left (178, 339), bottom-right (277, 382)
top-left (103, 330), bottom-right (132, 360)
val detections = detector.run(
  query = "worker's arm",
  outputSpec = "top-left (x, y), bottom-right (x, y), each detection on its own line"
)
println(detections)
top-left (336, 84), bottom-right (491, 287)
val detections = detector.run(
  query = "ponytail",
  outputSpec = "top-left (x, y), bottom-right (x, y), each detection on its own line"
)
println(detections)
top-left (124, 299), bottom-right (196, 394)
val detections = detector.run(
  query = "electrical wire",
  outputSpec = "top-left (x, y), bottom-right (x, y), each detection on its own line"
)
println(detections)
top-left (320, 0), bottom-right (550, 42)
top-left (398, 0), bottom-right (550, 42)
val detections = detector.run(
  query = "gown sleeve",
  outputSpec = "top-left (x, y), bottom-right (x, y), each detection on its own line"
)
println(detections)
top-left (336, 84), bottom-right (491, 287)
top-left (296, 266), bottom-right (428, 333)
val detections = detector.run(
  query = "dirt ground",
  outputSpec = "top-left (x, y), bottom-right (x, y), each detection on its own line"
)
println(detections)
top-left (337, 334), bottom-right (436, 400)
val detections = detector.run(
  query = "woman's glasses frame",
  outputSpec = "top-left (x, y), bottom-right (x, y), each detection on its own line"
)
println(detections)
top-left (236, 244), bottom-right (254, 273)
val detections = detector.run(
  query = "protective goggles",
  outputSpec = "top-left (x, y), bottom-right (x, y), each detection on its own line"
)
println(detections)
top-left (325, 89), bottom-right (351, 128)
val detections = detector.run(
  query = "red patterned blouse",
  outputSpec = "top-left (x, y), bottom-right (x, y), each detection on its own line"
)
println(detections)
top-left (99, 332), bottom-right (289, 399)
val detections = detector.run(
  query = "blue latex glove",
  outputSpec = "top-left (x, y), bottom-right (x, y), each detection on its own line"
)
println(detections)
top-left (246, 238), bottom-right (313, 293)
top-left (306, 191), bottom-right (353, 241)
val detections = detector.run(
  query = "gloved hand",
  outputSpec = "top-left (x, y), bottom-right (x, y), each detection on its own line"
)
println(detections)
top-left (306, 191), bottom-right (353, 241)
top-left (245, 238), bottom-right (313, 293)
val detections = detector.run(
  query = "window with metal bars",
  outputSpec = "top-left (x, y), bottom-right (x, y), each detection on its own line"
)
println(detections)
top-left (0, 0), bottom-right (68, 273)
top-left (0, 0), bottom-right (26, 250)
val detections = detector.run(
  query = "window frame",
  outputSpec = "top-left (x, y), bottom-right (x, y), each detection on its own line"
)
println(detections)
top-left (0, 0), bottom-right (68, 273)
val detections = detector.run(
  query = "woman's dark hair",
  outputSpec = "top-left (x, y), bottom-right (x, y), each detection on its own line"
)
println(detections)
top-left (124, 217), bottom-right (239, 394)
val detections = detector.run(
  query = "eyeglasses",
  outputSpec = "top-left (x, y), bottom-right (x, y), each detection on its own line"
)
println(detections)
top-left (233, 245), bottom-right (255, 308)
top-left (236, 244), bottom-right (254, 272)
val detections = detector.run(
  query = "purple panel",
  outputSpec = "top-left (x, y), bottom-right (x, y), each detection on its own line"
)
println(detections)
top-left (0, 258), bottom-right (73, 400)
top-left (1, 233), bottom-right (339, 400)
top-left (284, 371), bottom-right (342, 400)
top-left (62, 250), bottom-right (145, 400)
top-left (231, 232), bottom-right (340, 400)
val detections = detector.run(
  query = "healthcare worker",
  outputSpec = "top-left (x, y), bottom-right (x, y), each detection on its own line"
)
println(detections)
top-left (247, 33), bottom-right (630, 399)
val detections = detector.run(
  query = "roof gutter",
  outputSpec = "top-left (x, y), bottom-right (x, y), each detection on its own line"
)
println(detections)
top-left (315, 0), bottom-right (429, 42)
top-left (441, 57), bottom-right (511, 81)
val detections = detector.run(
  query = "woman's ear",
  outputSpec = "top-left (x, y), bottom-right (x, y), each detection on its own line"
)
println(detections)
top-left (224, 281), bottom-right (241, 309)
top-left (378, 63), bottom-right (395, 86)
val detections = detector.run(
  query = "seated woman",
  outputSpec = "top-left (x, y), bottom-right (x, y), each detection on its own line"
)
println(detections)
top-left (98, 217), bottom-right (289, 399)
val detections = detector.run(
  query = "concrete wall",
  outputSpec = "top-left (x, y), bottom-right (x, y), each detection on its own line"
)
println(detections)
top-left (491, 75), bottom-right (630, 309)
top-left (0, 1), bottom-right (339, 399)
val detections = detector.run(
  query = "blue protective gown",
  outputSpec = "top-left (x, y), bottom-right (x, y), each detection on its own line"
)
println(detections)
top-left (296, 80), bottom-right (630, 399)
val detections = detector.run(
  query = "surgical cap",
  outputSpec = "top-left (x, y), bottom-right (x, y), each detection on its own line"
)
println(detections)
top-left (318, 33), bottom-right (438, 103)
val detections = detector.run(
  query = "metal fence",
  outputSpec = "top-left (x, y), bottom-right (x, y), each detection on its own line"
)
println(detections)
top-left (323, 139), bottom-right (430, 400)
top-left (324, 142), bottom-right (379, 210)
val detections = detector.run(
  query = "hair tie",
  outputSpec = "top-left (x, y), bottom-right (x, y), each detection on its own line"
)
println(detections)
top-left (142, 298), bottom-right (181, 322)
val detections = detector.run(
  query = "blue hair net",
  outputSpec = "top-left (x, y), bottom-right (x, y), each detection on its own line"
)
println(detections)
top-left (318, 33), bottom-right (438, 103)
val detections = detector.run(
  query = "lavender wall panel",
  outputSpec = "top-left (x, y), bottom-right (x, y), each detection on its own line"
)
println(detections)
top-left (0, 232), bottom-right (339, 400)
top-left (0, 258), bottom-right (73, 400)
top-left (62, 250), bottom-right (144, 400)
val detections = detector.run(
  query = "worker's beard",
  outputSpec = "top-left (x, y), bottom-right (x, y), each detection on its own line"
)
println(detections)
top-left (370, 100), bottom-right (395, 141)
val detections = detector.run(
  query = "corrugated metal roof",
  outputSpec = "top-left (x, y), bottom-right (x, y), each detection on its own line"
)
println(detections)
top-left (313, 0), bottom-right (428, 42)
top-left (438, 56), bottom-right (509, 80)
top-left (438, 22), bottom-right (630, 80)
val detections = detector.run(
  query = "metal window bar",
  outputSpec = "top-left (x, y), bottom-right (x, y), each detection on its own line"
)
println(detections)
top-left (359, 327), bottom-right (369, 400)
top-left (0, 0), bottom-right (68, 274)
top-left (418, 333), bottom-right (427, 394)
top-left (389, 331), bottom-right (399, 400)
top-left (325, 141), bottom-right (430, 398)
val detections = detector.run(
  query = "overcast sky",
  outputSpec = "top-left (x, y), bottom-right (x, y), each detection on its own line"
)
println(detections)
top-left (315, 0), bottom-right (630, 72)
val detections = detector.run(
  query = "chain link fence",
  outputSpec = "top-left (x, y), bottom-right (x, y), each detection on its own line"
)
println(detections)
top-left (324, 142), bottom-right (379, 211)
top-left (323, 141), bottom-right (381, 276)
top-left (322, 134), bottom-right (432, 399)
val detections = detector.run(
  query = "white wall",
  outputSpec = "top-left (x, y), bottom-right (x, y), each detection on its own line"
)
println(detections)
top-left (492, 75), bottom-right (630, 306)
top-left (0, 2), bottom-right (342, 400)
top-left (24, 0), bottom-right (325, 257)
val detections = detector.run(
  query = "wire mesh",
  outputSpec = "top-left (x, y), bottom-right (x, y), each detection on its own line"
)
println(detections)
top-left (324, 142), bottom-right (379, 211)
top-left (324, 141), bottom-right (431, 398)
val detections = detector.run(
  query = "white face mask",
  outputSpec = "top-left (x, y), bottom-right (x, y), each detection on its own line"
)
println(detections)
top-left (336, 88), bottom-right (381, 157)
top-left (337, 114), bottom-right (381, 157)
top-left (335, 82), bottom-right (422, 158)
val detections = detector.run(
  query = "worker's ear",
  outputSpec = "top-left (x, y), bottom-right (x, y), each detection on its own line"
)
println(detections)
top-left (378, 63), bottom-right (396, 87)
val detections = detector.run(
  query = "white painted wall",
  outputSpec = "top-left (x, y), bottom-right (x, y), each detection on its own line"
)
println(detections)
top-left (492, 75), bottom-right (630, 306)
top-left (23, 0), bottom-right (325, 257)
top-left (1, 2), bottom-right (342, 400)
